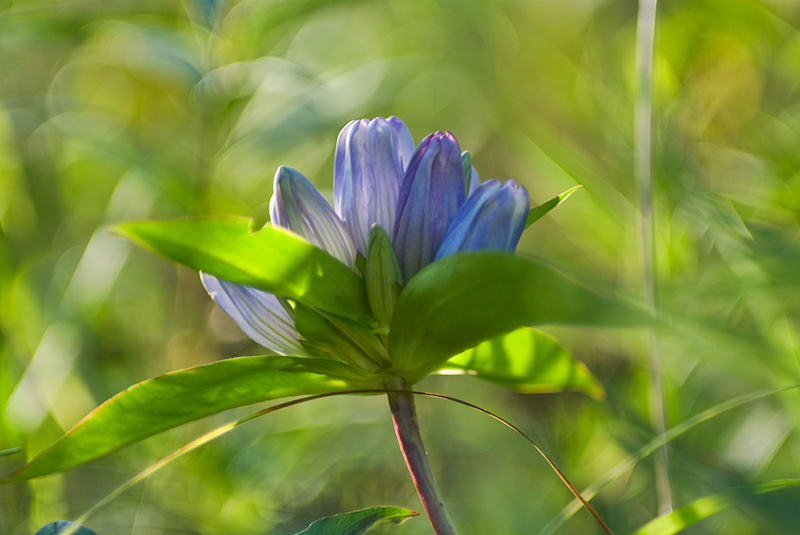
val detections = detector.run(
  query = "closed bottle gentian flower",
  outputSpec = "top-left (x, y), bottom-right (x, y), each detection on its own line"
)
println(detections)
top-left (392, 131), bottom-right (466, 282)
top-left (201, 165), bottom-right (358, 357)
top-left (270, 165), bottom-right (358, 270)
top-left (199, 274), bottom-right (303, 356)
top-left (334, 117), bottom-right (415, 256)
top-left (198, 118), bottom-right (530, 365)
top-left (435, 179), bottom-right (530, 260)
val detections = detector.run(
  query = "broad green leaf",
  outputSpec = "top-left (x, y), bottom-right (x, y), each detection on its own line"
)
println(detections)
top-left (295, 506), bottom-right (418, 535)
top-left (438, 328), bottom-right (604, 400)
top-left (524, 185), bottom-right (582, 229)
top-left (115, 217), bottom-right (370, 320)
top-left (3, 357), bottom-right (376, 482)
top-left (35, 522), bottom-right (97, 535)
top-left (389, 252), bottom-right (645, 382)
top-left (630, 480), bottom-right (800, 535)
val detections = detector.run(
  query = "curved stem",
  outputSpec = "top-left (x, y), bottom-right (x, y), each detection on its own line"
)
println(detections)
top-left (385, 375), bottom-right (458, 535)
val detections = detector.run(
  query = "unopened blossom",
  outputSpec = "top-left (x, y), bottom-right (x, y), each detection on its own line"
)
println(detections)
top-left (335, 117), bottom-right (415, 255)
top-left (269, 165), bottom-right (358, 269)
top-left (393, 132), bottom-right (466, 281)
top-left (435, 179), bottom-right (529, 260)
top-left (202, 117), bottom-right (530, 365)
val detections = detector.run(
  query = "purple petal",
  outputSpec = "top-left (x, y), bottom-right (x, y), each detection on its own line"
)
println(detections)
top-left (393, 131), bottom-right (465, 281)
top-left (270, 166), bottom-right (358, 270)
top-left (435, 179), bottom-right (530, 260)
top-left (334, 117), bottom-right (415, 255)
top-left (200, 272), bottom-right (304, 355)
top-left (469, 166), bottom-right (480, 196)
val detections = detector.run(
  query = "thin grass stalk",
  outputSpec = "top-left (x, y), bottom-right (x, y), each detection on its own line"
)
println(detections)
top-left (634, 0), bottom-right (671, 516)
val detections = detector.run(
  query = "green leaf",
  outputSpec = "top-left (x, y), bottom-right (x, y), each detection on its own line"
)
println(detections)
top-left (294, 506), bottom-right (418, 535)
top-left (35, 522), bottom-right (97, 535)
top-left (438, 328), bottom-right (605, 400)
top-left (461, 150), bottom-right (472, 193)
top-left (389, 252), bottom-right (646, 382)
top-left (115, 217), bottom-right (370, 320)
top-left (524, 185), bottom-right (582, 229)
top-left (630, 480), bottom-right (800, 535)
top-left (3, 356), bottom-right (375, 482)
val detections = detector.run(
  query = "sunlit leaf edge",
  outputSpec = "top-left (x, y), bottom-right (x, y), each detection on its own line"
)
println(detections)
top-left (436, 328), bottom-right (605, 400)
top-left (2, 356), bottom-right (376, 483)
top-left (113, 216), bottom-right (370, 320)
top-left (295, 506), bottom-right (419, 535)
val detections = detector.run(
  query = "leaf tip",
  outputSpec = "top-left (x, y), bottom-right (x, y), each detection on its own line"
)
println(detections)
top-left (588, 383), bottom-right (607, 401)
top-left (106, 220), bottom-right (146, 243)
top-left (558, 184), bottom-right (583, 201)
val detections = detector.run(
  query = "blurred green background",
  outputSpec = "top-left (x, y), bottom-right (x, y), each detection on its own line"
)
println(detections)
top-left (2, 0), bottom-right (800, 533)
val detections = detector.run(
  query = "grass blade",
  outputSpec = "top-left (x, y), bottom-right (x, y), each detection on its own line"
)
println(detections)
top-left (537, 384), bottom-right (800, 535)
top-left (630, 480), bottom-right (800, 535)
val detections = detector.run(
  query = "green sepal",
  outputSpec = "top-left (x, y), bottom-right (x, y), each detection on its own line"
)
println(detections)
top-left (524, 185), bottom-right (582, 229)
top-left (355, 252), bottom-right (367, 278)
top-left (365, 224), bottom-right (403, 330)
top-left (322, 311), bottom-right (390, 366)
top-left (0, 448), bottom-right (21, 458)
top-left (461, 150), bottom-right (472, 193)
top-left (294, 304), bottom-right (381, 372)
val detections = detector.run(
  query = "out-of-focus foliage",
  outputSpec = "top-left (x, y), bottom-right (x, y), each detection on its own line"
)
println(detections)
top-left (631, 479), bottom-right (800, 535)
top-left (1, 0), bottom-right (799, 534)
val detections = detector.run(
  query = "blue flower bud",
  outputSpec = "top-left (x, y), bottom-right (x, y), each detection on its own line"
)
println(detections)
top-left (334, 117), bottom-right (415, 256)
top-left (200, 273), bottom-right (304, 356)
top-left (393, 131), bottom-right (466, 281)
top-left (434, 179), bottom-right (530, 260)
top-left (270, 165), bottom-right (358, 269)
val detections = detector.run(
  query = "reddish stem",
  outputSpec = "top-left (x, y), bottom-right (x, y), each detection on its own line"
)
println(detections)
top-left (385, 375), bottom-right (458, 535)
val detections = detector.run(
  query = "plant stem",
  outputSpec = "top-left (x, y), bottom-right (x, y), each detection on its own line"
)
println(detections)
top-left (634, 0), bottom-right (672, 516)
top-left (385, 375), bottom-right (458, 535)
